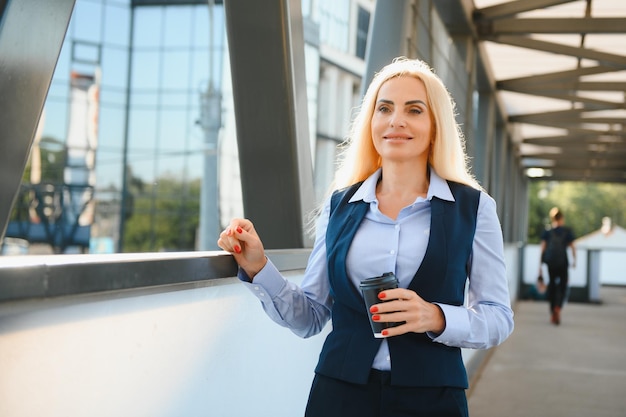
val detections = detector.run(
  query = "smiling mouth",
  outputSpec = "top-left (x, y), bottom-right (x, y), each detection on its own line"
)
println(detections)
top-left (384, 136), bottom-right (412, 140)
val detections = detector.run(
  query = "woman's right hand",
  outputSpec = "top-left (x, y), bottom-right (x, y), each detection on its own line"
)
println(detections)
top-left (217, 218), bottom-right (267, 279)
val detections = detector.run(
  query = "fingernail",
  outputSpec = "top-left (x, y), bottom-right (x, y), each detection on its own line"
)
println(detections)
top-left (236, 226), bottom-right (243, 234)
top-left (370, 306), bottom-right (378, 313)
top-left (227, 229), bottom-right (232, 236)
top-left (234, 245), bottom-right (241, 254)
top-left (379, 292), bottom-right (387, 299)
top-left (382, 330), bottom-right (389, 336)
top-left (372, 315), bottom-right (380, 321)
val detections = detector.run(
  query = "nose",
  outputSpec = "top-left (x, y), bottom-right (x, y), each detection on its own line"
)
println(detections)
top-left (390, 112), bottom-right (406, 127)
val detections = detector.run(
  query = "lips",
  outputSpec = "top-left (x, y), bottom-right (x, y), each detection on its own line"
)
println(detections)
top-left (384, 135), bottom-right (412, 140)
top-left (383, 131), bottom-right (412, 140)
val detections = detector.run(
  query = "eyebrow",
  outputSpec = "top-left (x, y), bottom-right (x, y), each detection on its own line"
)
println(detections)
top-left (377, 99), bottom-right (427, 106)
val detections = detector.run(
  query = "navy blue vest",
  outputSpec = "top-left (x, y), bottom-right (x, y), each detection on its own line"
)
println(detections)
top-left (315, 181), bottom-right (480, 388)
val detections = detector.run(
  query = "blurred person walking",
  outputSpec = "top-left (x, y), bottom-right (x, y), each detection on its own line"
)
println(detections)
top-left (539, 207), bottom-right (576, 325)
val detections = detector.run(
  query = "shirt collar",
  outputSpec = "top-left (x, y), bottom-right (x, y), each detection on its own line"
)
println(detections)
top-left (349, 167), bottom-right (455, 204)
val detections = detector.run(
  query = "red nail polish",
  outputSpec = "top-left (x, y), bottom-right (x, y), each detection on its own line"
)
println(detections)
top-left (234, 245), bottom-right (241, 254)
top-left (382, 330), bottom-right (389, 336)
top-left (372, 315), bottom-right (380, 321)
top-left (236, 226), bottom-right (243, 234)
top-left (379, 292), bottom-right (387, 299)
top-left (370, 306), bottom-right (378, 313)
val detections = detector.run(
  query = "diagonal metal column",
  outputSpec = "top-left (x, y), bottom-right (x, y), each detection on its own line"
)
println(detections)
top-left (362, 0), bottom-right (410, 90)
top-left (223, 0), bottom-right (315, 249)
top-left (0, 0), bottom-right (76, 240)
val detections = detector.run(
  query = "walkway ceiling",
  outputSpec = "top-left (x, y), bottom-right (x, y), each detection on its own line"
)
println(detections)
top-left (473, 0), bottom-right (626, 183)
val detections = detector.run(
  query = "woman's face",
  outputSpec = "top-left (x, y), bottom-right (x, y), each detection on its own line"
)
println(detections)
top-left (370, 76), bottom-right (433, 165)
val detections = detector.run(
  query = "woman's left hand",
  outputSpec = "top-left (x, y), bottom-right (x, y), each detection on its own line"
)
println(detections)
top-left (369, 288), bottom-right (445, 337)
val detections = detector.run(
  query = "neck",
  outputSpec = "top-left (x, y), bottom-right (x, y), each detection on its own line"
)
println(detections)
top-left (377, 161), bottom-right (430, 198)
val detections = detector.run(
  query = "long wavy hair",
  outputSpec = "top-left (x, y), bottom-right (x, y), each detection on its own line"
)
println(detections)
top-left (333, 57), bottom-right (480, 190)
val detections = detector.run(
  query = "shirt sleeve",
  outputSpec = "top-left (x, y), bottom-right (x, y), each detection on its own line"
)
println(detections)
top-left (238, 200), bottom-right (333, 339)
top-left (431, 192), bottom-right (515, 349)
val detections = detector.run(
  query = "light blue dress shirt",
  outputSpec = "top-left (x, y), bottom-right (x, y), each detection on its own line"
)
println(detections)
top-left (240, 168), bottom-right (514, 371)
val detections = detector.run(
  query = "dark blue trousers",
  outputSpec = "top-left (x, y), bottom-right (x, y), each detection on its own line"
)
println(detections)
top-left (304, 370), bottom-right (469, 417)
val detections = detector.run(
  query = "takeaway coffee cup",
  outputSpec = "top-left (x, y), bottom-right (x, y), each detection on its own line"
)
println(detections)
top-left (359, 272), bottom-right (401, 338)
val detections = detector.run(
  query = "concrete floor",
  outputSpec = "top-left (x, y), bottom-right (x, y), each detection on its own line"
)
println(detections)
top-left (468, 286), bottom-right (626, 417)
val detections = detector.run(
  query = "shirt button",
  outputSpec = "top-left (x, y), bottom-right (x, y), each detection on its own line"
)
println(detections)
top-left (394, 225), bottom-right (400, 230)
top-left (390, 250), bottom-right (395, 255)
top-left (254, 286), bottom-right (260, 291)
top-left (259, 293), bottom-right (265, 297)
top-left (386, 355), bottom-right (391, 361)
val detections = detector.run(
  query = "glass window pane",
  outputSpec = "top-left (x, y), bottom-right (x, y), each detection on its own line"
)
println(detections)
top-left (131, 51), bottom-right (160, 89)
top-left (101, 47), bottom-right (129, 89)
top-left (41, 100), bottom-right (69, 142)
top-left (100, 87), bottom-right (127, 107)
top-left (319, 0), bottom-right (349, 52)
top-left (131, 91), bottom-right (159, 108)
top-left (133, 7), bottom-right (163, 49)
top-left (128, 108), bottom-right (158, 152)
top-left (190, 50), bottom-right (210, 89)
top-left (193, 7), bottom-right (211, 48)
top-left (47, 80), bottom-right (70, 102)
top-left (127, 159), bottom-right (156, 184)
top-left (72, 1), bottom-right (103, 43)
top-left (164, 7), bottom-right (193, 48)
top-left (95, 155), bottom-right (124, 189)
top-left (162, 91), bottom-right (191, 108)
top-left (157, 110), bottom-right (188, 152)
top-left (162, 51), bottom-right (191, 89)
top-left (99, 107), bottom-right (127, 150)
top-left (185, 152), bottom-right (204, 182)
top-left (54, 39), bottom-right (73, 80)
top-left (356, 7), bottom-right (370, 59)
top-left (104, 4), bottom-right (131, 47)
top-left (73, 42), bottom-right (101, 65)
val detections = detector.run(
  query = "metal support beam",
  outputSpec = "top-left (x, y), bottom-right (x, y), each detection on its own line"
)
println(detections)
top-left (473, 93), bottom-right (496, 187)
top-left (481, 18), bottom-right (626, 35)
top-left (474, 0), bottom-right (576, 20)
top-left (501, 80), bottom-right (626, 92)
top-left (483, 35), bottom-right (626, 68)
top-left (0, 0), bottom-right (76, 240)
top-left (497, 65), bottom-right (618, 86)
top-left (223, 0), bottom-right (315, 249)
top-left (362, 0), bottom-right (410, 91)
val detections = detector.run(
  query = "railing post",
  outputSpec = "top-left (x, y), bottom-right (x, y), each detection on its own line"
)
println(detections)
top-left (0, 0), bottom-right (76, 240)
top-left (224, 0), bottom-right (315, 249)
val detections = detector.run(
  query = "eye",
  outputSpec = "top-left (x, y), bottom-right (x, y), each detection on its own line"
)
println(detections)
top-left (408, 107), bottom-right (423, 115)
top-left (377, 104), bottom-right (391, 113)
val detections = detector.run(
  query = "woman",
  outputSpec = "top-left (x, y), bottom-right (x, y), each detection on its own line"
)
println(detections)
top-left (218, 57), bottom-right (514, 417)
top-left (539, 207), bottom-right (576, 325)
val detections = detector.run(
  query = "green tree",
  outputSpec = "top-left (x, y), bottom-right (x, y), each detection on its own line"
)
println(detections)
top-left (20, 136), bottom-right (66, 183)
top-left (11, 136), bottom-right (65, 222)
top-left (527, 181), bottom-right (626, 243)
top-left (123, 175), bottom-right (201, 252)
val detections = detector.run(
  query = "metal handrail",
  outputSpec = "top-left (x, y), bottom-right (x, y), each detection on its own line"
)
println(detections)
top-left (0, 248), bottom-right (311, 303)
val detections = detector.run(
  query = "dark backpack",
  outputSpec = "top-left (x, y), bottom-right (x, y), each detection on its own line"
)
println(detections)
top-left (542, 229), bottom-right (568, 268)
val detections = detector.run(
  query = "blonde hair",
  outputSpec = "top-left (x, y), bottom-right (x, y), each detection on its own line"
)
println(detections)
top-left (549, 207), bottom-right (563, 222)
top-left (333, 57), bottom-right (480, 190)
